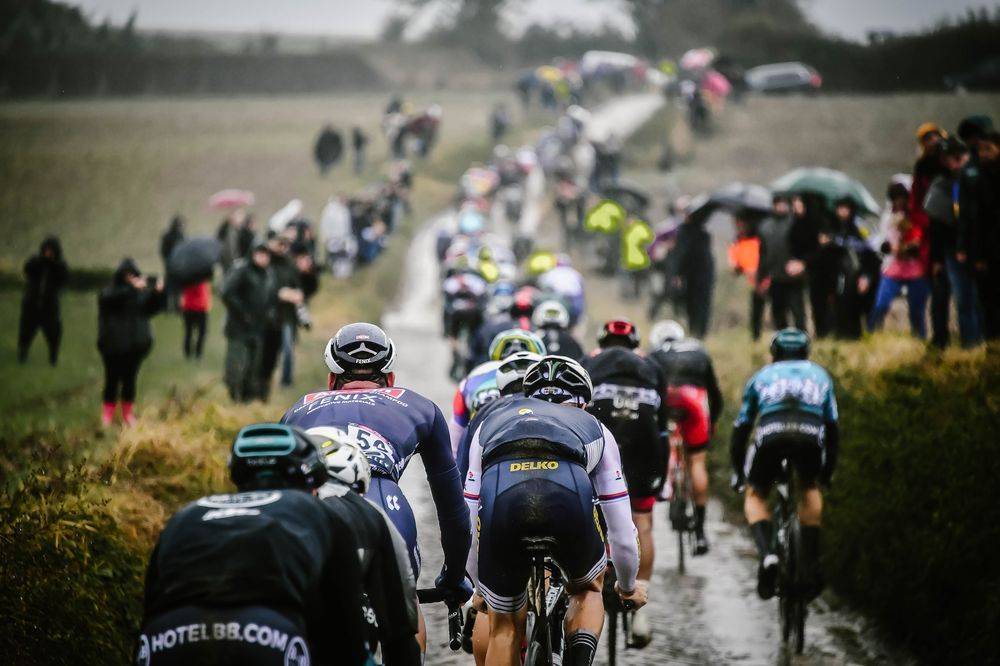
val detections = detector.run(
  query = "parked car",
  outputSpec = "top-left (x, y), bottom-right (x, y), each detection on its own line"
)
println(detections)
top-left (745, 62), bottom-right (822, 94)
top-left (945, 56), bottom-right (1000, 92)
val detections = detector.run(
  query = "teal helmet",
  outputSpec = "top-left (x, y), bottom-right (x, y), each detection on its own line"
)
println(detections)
top-left (229, 423), bottom-right (328, 492)
top-left (770, 328), bottom-right (810, 361)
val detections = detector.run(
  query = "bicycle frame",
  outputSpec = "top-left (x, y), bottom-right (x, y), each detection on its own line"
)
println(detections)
top-left (772, 459), bottom-right (807, 655)
top-left (666, 418), bottom-right (694, 573)
top-left (524, 538), bottom-right (568, 666)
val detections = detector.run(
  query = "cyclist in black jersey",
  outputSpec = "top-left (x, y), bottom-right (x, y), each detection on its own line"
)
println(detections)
top-left (139, 423), bottom-right (370, 666)
top-left (581, 319), bottom-right (667, 646)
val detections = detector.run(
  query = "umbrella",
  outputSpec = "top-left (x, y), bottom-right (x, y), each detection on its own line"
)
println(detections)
top-left (680, 47), bottom-right (716, 71)
top-left (600, 180), bottom-right (650, 215)
top-left (168, 237), bottom-right (221, 287)
top-left (269, 199), bottom-right (304, 233)
top-left (208, 189), bottom-right (255, 210)
top-left (771, 167), bottom-right (880, 216)
top-left (701, 69), bottom-right (732, 98)
top-left (688, 182), bottom-right (772, 223)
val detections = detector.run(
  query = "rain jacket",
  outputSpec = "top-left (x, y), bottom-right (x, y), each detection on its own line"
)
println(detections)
top-left (97, 259), bottom-right (166, 355)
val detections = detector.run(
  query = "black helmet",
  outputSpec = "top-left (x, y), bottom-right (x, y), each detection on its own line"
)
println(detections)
top-left (597, 319), bottom-right (640, 349)
top-left (770, 328), bottom-right (810, 361)
top-left (522, 355), bottom-right (593, 404)
top-left (229, 423), bottom-right (328, 492)
top-left (325, 322), bottom-right (396, 377)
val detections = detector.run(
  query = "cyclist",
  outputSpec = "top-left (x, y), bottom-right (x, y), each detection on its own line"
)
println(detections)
top-left (449, 329), bottom-right (547, 468)
top-left (464, 355), bottom-right (647, 666)
top-left (138, 423), bottom-right (369, 665)
top-left (309, 426), bottom-right (421, 665)
top-left (580, 319), bottom-right (666, 647)
top-left (647, 319), bottom-right (723, 555)
top-left (535, 259), bottom-right (585, 327)
top-left (442, 256), bottom-right (489, 380)
top-left (280, 323), bottom-right (472, 646)
top-left (468, 285), bottom-right (539, 368)
top-left (532, 299), bottom-right (584, 360)
top-left (730, 328), bottom-right (838, 601)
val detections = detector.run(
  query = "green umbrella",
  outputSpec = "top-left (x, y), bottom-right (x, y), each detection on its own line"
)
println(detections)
top-left (771, 167), bottom-right (881, 216)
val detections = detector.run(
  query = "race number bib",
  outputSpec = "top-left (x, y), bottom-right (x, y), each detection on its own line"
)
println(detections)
top-left (346, 423), bottom-right (398, 477)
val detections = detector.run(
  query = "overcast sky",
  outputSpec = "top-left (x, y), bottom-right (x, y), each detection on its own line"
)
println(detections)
top-left (70, 0), bottom-right (998, 41)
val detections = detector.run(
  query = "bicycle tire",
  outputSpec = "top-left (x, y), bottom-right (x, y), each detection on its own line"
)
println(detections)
top-left (789, 518), bottom-right (807, 655)
top-left (607, 605), bottom-right (618, 666)
top-left (677, 517), bottom-right (686, 574)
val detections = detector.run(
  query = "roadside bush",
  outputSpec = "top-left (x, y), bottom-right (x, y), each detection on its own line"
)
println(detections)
top-left (0, 463), bottom-right (144, 664)
top-left (822, 347), bottom-right (1000, 664)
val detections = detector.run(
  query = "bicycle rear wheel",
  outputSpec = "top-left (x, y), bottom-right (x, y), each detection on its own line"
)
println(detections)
top-left (524, 559), bottom-right (552, 666)
top-left (607, 606), bottom-right (618, 666)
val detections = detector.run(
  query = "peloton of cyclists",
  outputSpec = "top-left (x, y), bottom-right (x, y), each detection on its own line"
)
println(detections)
top-left (648, 319), bottom-right (724, 555)
top-left (279, 322), bottom-right (473, 653)
top-left (581, 319), bottom-right (667, 647)
top-left (731, 328), bottom-right (839, 601)
top-left (464, 355), bottom-right (648, 666)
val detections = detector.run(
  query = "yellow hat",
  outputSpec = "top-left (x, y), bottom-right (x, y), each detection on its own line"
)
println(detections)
top-left (916, 122), bottom-right (944, 141)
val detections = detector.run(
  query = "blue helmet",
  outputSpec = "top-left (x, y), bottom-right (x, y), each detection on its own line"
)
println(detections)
top-left (229, 423), bottom-right (328, 491)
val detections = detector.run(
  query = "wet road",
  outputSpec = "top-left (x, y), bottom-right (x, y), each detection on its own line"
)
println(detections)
top-left (381, 96), bottom-right (907, 665)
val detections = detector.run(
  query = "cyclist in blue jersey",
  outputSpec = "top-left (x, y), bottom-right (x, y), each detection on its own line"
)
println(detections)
top-left (280, 322), bottom-right (472, 651)
top-left (730, 328), bottom-right (839, 601)
top-left (464, 356), bottom-right (646, 666)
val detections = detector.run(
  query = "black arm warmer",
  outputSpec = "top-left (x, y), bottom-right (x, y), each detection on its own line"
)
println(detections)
top-left (730, 422), bottom-right (752, 476)
top-left (823, 421), bottom-right (839, 482)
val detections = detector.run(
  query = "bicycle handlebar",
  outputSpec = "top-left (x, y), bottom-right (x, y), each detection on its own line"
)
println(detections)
top-left (416, 588), bottom-right (463, 651)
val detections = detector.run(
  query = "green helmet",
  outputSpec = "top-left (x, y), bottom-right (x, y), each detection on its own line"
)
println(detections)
top-left (488, 328), bottom-right (547, 361)
top-left (770, 328), bottom-right (810, 361)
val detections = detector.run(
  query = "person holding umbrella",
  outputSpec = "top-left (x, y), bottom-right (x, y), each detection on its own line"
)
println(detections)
top-left (18, 236), bottom-right (68, 366)
top-left (97, 259), bottom-right (166, 426)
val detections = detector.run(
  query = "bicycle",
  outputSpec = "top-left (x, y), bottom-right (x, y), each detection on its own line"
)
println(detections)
top-left (522, 537), bottom-right (570, 666)
top-left (664, 417), bottom-right (694, 574)
top-left (601, 564), bottom-right (639, 666)
top-left (772, 459), bottom-right (808, 655)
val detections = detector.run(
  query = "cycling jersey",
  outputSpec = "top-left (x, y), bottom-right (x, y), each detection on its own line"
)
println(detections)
top-left (536, 266), bottom-right (585, 325)
top-left (141, 489), bottom-right (368, 666)
top-left (464, 397), bottom-right (639, 611)
top-left (281, 387), bottom-right (471, 585)
top-left (581, 347), bottom-right (667, 507)
top-left (449, 361), bottom-right (501, 468)
top-left (648, 339), bottom-right (723, 421)
top-left (538, 327), bottom-right (585, 360)
top-left (732, 360), bottom-right (840, 489)
top-left (442, 272), bottom-right (488, 338)
top-left (318, 484), bottom-right (420, 665)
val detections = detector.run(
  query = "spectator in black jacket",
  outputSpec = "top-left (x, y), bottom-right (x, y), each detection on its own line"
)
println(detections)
top-left (673, 214), bottom-right (715, 338)
top-left (829, 198), bottom-right (880, 340)
top-left (351, 126), bottom-right (369, 174)
top-left (315, 124), bottom-right (344, 175)
top-left (97, 258), bottom-right (166, 426)
top-left (757, 194), bottom-right (807, 331)
top-left (955, 116), bottom-right (994, 342)
top-left (18, 236), bottom-right (68, 365)
top-left (259, 232), bottom-right (305, 398)
top-left (159, 215), bottom-right (185, 310)
top-left (968, 132), bottom-right (1000, 338)
top-left (222, 243), bottom-right (274, 402)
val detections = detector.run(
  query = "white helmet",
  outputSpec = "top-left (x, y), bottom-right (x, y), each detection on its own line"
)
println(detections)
top-left (495, 351), bottom-right (542, 396)
top-left (531, 299), bottom-right (570, 330)
top-left (307, 426), bottom-right (371, 494)
top-left (649, 320), bottom-right (685, 350)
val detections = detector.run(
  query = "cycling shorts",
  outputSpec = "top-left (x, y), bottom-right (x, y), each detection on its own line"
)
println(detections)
top-left (744, 414), bottom-right (825, 493)
top-left (443, 305), bottom-right (482, 339)
top-left (666, 385), bottom-right (711, 449)
top-left (629, 495), bottom-right (656, 513)
top-left (368, 475), bottom-right (421, 579)
top-left (475, 454), bottom-right (606, 613)
top-left (137, 605), bottom-right (309, 666)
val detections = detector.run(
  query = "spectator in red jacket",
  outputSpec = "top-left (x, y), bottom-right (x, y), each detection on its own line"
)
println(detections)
top-left (180, 280), bottom-right (211, 360)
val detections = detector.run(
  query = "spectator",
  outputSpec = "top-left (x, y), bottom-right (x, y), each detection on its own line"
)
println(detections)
top-left (788, 194), bottom-right (828, 336)
top-left (869, 182), bottom-right (929, 338)
top-left (829, 198), bottom-right (880, 340)
top-left (314, 124), bottom-right (344, 175)
top-left (757, 194), bottom-right (807, 331)
top-left (221, 242), bottom-right (273, 403)
top-left (672, 213), bottom-right (715, 338)
top-left (491, 103), bottom-right (511, 143)
top-left (259, 232), bottom-right (304, 398)
top-left (955, 115), bottom-right (994, 342)
top-left (925, 137), bottom-right (981, 347)
top-left (18, 236), bottom-right (68, 365)
top-left (217, 210), bottom-right (245, 273)
top-left (180, 280), bottom-right (211, 360)
top-left (236, 213), bottom-right (256, 259)
top-left (97, 258), bottom-right (166, 426)
top-left (159, 215), bottom-right (185, 311)
top-left (968, 131), bottom-right (1000, 339)
top-left (911, 123), bottom-right (949, 347)
top-left (351, 126), bottom-right (368, 174)
top-left (728, 216), bottom-right (763, 340)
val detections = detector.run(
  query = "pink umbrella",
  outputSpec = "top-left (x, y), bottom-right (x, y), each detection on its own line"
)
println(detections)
top-left (701, 70), bottom-right (732, 98)
top-left (208, 189), bottom-right (255, 210)
top-left (680, 47), bottom-right (716, 71)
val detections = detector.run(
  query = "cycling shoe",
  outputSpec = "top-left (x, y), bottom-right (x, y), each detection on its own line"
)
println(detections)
top-left (627, 608), bottom-right (652, 649)
top-left (757, 554), bottom-right (780, 600)
top-left (694, 533), bottom-right (710, 556)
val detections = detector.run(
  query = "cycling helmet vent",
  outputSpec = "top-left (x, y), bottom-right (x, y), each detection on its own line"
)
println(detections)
top-left (325, 322), bottom-right (396, 375)
top-left (495, 351), bottom-right (543, 396)
top-left (307, 426), bottom-right (372, 495)
top-left (522, 355), bottom-right (593, 404)
top-left (770, 328), bottom-right (811, 361)
top-left (488, 328), bottom-right (547, 361)
top-left (229, 423), bottom-right (328, 492)
top-left (649, 320), bottom-right (685, 349)
top-left (598, 319), bottom-right (640, 349)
